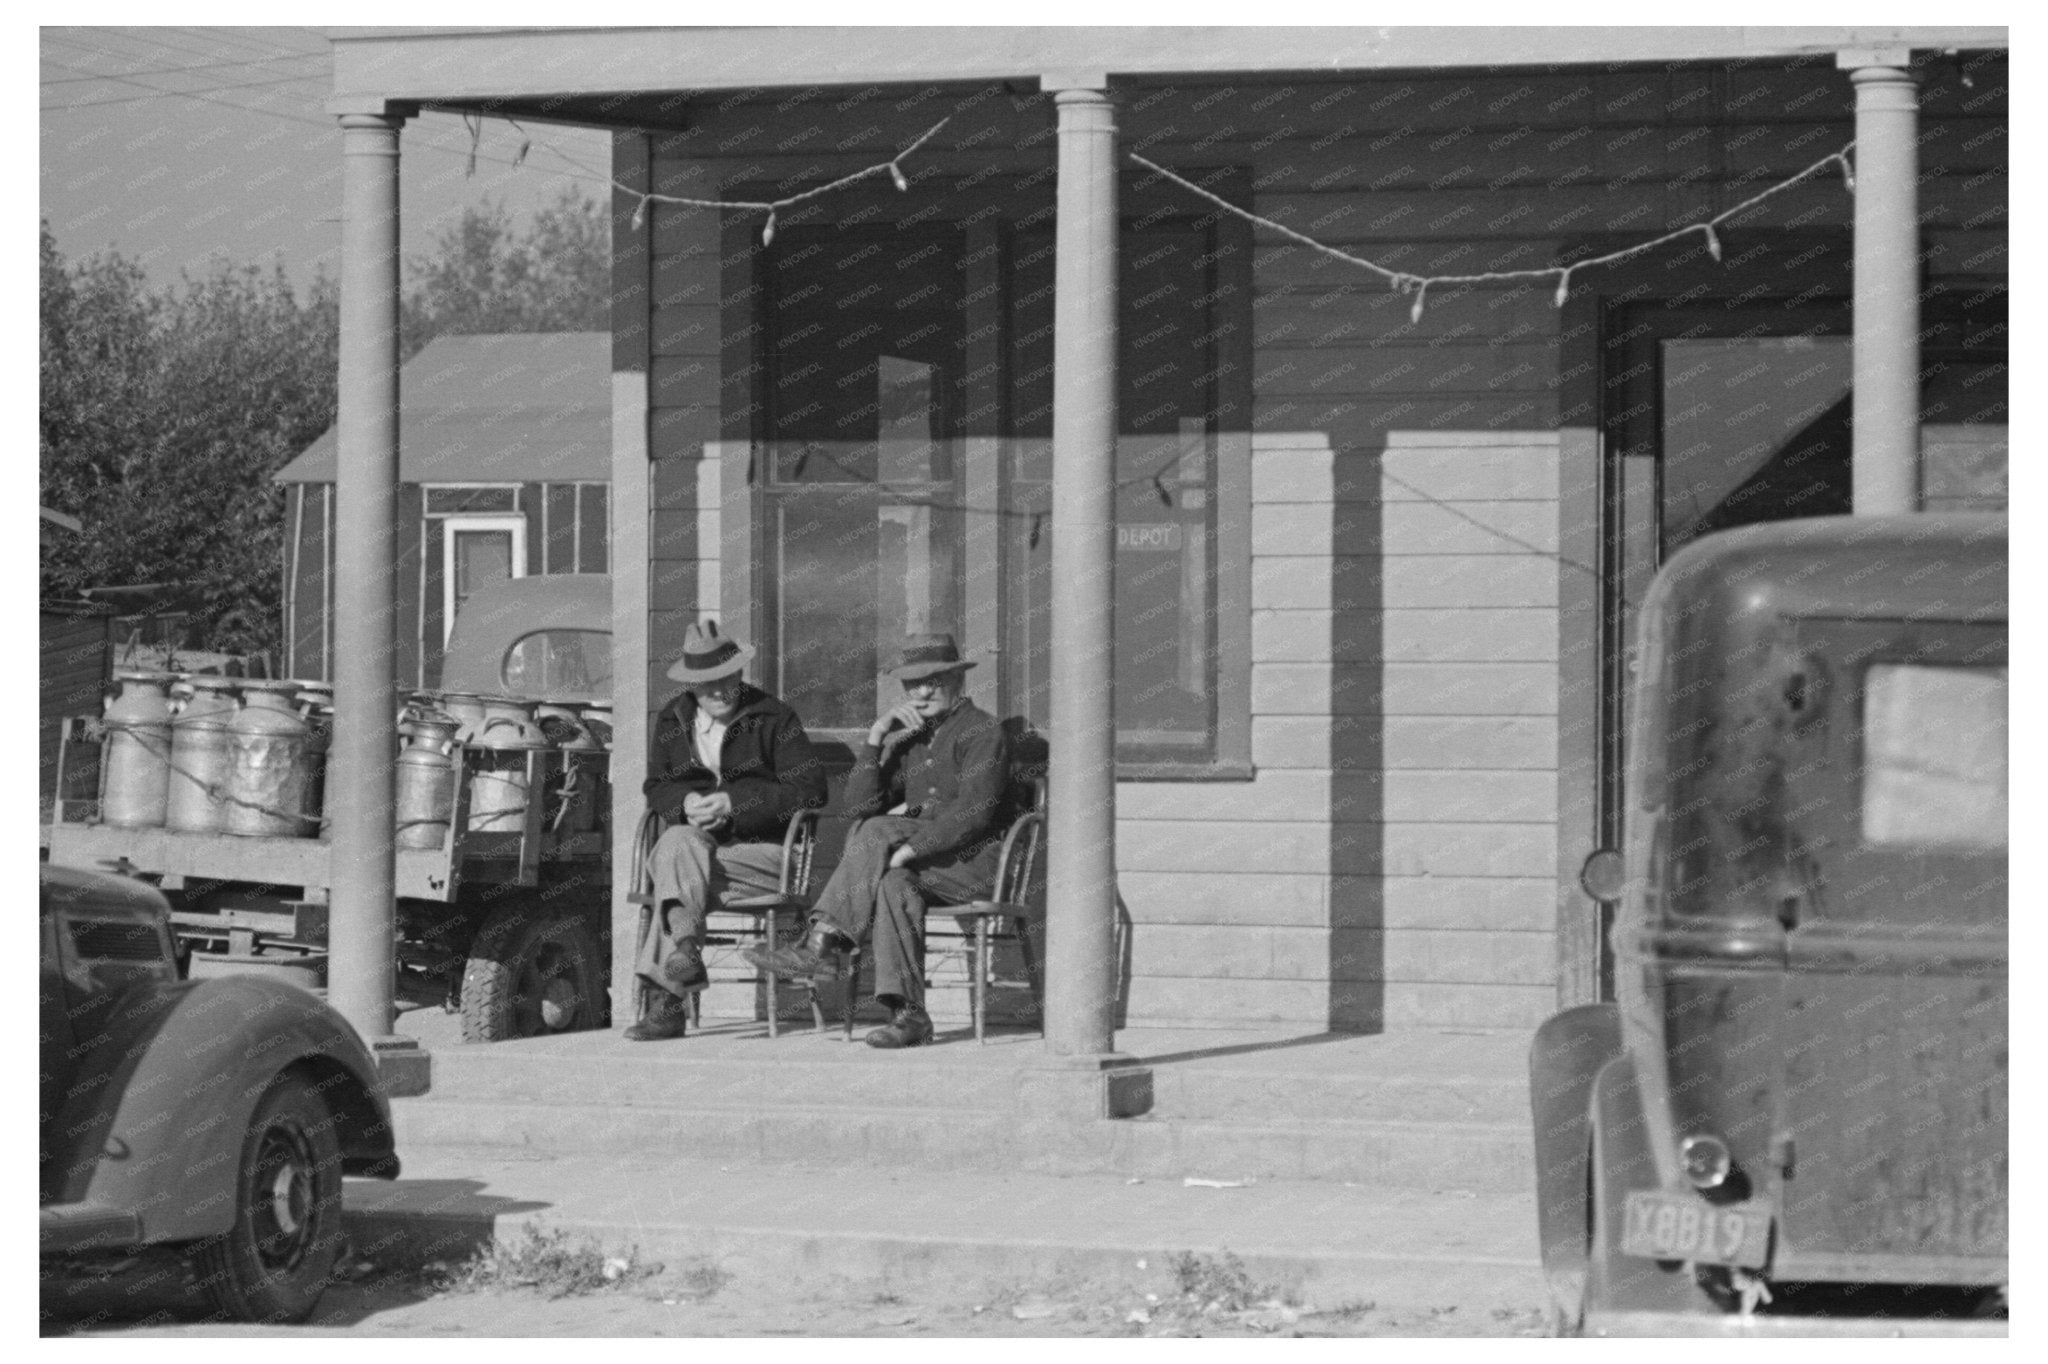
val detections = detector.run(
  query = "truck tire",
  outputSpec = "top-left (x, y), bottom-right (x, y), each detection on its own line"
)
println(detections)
top-left (190, 1071), bottom-right (344, 1323)
top-left (461, 904), bottom-right (604, 1042)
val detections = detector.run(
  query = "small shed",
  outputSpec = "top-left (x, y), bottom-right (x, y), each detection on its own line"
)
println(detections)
top-left (273, 332), bottom-right (612, 686)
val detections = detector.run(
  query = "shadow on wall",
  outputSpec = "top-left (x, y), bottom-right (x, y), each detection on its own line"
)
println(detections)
top-left (1325, 437), bottom-right (1386, 1034)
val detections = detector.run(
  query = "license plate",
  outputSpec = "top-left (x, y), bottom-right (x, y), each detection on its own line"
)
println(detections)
top-left (1621, 1191), bottom-right (1772, 1267)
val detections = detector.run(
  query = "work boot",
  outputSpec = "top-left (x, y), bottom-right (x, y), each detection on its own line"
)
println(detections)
top-left (622, 989), bottom-right (689, 1042)
top-left (743, 919), bottom-right (851, 979)
top-left (863, 1000), bottom-right (933, 1050)
top-left (655, 937), bottom-right (708, 996)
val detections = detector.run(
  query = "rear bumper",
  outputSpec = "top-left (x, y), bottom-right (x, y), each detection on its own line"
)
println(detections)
top-left (1586, 1311), bottom-right (2006, 1338)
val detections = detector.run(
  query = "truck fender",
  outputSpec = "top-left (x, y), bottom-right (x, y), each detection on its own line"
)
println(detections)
top-left (1528, 1003), bottom-right (1622, 1323)
top-left (44, 974), bottom-right (398, 1248)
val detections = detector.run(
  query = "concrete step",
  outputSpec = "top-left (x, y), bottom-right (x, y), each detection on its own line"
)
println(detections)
top-left (344, 1146), bottom-right (1547, 1316)
top-left (391, 1097), bottom-right (1532, 1193)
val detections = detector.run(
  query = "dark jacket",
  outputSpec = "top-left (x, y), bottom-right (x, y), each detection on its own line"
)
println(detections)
top-left (843, 699), bottom-right (1015, 875)
top-left (644, 685), bottom-right (827, 843)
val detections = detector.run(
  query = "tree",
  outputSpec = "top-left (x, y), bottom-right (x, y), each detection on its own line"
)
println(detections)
top-left (40, 189), bottom-right (610, 658)
top-left (40, 222), bottom-right (339, 659)
top-left (400, 186), bottom-right (610, 355)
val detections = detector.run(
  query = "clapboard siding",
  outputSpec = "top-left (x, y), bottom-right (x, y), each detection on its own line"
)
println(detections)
top-left (638, 55), bottom-right (2002, 1029)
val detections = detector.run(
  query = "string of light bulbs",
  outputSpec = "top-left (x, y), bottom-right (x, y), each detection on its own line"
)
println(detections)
top-left (1129, 144), bottom-right (1858, 323)
top-left (610, 118), bottom-right (952, 244)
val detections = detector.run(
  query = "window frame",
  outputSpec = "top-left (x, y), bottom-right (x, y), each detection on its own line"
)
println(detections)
top-left (726, 172), bottom-right (1254, 780)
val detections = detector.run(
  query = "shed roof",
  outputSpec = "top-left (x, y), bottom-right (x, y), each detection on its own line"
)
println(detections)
top-left (274, 332), bottom-right (609, 484)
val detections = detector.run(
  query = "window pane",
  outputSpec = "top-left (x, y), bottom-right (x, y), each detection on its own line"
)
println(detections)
top-left (1862, 663), bottom-right (2007, 848)
top-left (503, 629), bottom-right (613, 699)
top-left (425, 486), bottom-right (519, 515)
top-left (452, 530), bottom-right (513, 621)
top-left (770, 490), bottom-right (960, 730)
top-left (1661, 337), bottom-right (1851, 547)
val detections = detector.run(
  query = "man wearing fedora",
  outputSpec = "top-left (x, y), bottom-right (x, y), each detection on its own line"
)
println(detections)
top-left (628, 621), bottom-right (827, 1041)
top-left (747, 634), bottom-right (1015, 1048)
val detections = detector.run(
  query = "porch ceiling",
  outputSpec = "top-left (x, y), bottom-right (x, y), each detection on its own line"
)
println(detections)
top-left (330, 26), bottom-right (2008, 113)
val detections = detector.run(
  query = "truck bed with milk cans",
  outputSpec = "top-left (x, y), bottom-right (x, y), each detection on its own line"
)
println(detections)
top-left (45, 575), bottom-right (617, 1042)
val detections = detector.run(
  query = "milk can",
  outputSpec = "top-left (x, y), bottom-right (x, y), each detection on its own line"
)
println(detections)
top-left (537, 701), bottom-right (600, 834)
top-left (436, 692), bottom-right (488, 744)
top-left (395, 710), bottom-right (461, 849)
top-left (468, 697), bottom-right (546, 832)
top-left (226, 680), bottom-right (313, 837)
top-left (293, 682), bottom-right (333, 830)
top-left (166, 676), bottom-right (240, 834)
top-left (101, 672), bottom-right (176, 829)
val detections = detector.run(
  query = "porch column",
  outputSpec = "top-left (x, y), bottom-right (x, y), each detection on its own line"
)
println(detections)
top-left (328, 104), bottom-right (413, 1070)
top-left (1045, 79), bottom-right (1119, 1056)
top-left (1839, 49), bottom-right (1921, 514)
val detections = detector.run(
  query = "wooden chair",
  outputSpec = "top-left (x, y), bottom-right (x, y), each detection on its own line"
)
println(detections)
top-left (628, 806), bottom-right (819, 1038)
top-left (820, 775), bottom-right (1048, 1044)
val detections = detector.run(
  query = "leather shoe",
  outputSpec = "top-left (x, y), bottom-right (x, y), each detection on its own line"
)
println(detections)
top-left (743, 920), bottom-right (850, 978)
top-left (656, 939), bottom-right (708, 995)
top-left (623, 992), bottom-right (689, 1042)
top-left (864, 1003), bottom-right (933, 1050)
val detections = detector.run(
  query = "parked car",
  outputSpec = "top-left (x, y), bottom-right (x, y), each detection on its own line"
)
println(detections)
top-left (40, 863), bottom-right (399, 1323)
top-left (1531, 514), bottom-right (2007, 1335)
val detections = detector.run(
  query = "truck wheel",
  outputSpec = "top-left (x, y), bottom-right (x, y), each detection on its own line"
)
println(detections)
top-left (190, 1072), bottom-right (344, 1323)
top-left (461, 905), bottom-right (604, 1042)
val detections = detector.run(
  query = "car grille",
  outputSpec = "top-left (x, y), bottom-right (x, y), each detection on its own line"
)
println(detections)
top-left (68, 919), bottom-right (165, 962)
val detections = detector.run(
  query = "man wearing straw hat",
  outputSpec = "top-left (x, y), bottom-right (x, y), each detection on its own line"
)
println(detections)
top-left (627, 621), bottom-right (827, 1041)
top-left (747, 634), bottom-right (1014, 1049)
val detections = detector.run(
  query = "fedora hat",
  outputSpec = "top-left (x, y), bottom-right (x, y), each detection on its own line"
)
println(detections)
top-left (666, 620), bottom-right (755, 684)
top-left (888, 633), bottom-right (977, 682)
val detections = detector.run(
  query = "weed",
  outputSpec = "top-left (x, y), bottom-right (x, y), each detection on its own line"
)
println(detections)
top-left (1168, 1251), bottom-right (1272, 1313)
top-left (430, 1225), bottom-right (661, 1299)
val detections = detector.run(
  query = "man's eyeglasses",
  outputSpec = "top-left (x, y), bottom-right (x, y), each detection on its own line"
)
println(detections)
top-left (902, 678), bottom-right (945, 695)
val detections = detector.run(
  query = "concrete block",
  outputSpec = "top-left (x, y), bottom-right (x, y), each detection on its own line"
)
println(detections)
top-left (1367, 876), bottom-right (1556, 931)
top-left (1381, 716), bottom-right (1558, 769)
top-left (1255, 607), bottom-right (1560, 663)
top-left (1115, 871), bottom-right (1328, 928)
top-left (1331, 822), bottom-right (1558, 878)
top-left (1121, 975), bottom-right (1331, 1028)
top-left (1332, 927), bottom-right (1556, 987)
top-left (1252, 662), bottom-right (1559, 717)
top-left (1332, 770), bottom-right (1558, 823)
top-left (1117, 819), bottom-right (1329, 875)
top-left (1117, 768), bottom-right (1331, 822)
top-left (1249, 446), bottom-right (1335, 504)
top-left (1377, 500), bottom-right (1559, 555)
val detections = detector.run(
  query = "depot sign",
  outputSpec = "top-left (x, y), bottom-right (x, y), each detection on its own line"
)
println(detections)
top-left (1118, 523), bottom-right (1182, 551)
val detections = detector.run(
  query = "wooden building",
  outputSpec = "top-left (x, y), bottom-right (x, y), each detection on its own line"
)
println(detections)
top-left (274, 332), bottom-right (611, 686)
top-left (319, 27), bottom-right (2007, 1045)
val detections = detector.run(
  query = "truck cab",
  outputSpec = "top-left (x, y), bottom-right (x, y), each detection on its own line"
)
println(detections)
top-left (1531, 514), bottom-right (2006, 1334)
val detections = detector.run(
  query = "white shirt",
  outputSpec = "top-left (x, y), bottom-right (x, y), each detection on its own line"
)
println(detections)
top-left (692, 707), bottom-right (726, 781)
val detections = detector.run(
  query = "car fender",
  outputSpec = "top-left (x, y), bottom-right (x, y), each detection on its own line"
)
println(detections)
top-left (44, 974), bottom-right (397, 1248)
top-left (1528, 1003), bottom-right (1623, 1319)
top-left (1584, 1051), bottom-right (1722, 1323)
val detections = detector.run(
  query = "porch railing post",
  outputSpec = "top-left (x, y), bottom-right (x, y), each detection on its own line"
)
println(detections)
top-left (1045, 80), bottom-right (1119, 1056)
top-left (328, 103), bottom-right (415, 1075)
top-left (1839, 49), bottom-right (1922, 515)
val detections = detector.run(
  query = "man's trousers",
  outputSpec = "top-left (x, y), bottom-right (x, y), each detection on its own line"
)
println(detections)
top-left (808, 814), bottom-right (989, 1009)
top-left (635, 823), bottom-right (785, 998)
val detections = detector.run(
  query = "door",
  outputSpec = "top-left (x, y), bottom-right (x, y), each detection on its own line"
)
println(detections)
top-left (1595, 299), bottom-right (1853, 995)
top-left (443, 515), bottom-right (526, 643)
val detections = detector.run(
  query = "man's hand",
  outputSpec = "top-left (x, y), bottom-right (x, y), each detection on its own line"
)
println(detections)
top-left (867, 702), bottom-right (927, 749)
top-left (683, 790), bottom-right (733, 829)
top-left (887, 842), bottom-right (917, 870)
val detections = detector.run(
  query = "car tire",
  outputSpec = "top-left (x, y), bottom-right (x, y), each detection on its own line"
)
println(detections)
top-left (190, 1072), bottom-right (344, 1323)
top-left (461, 904), bottom-right (604, 1042)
